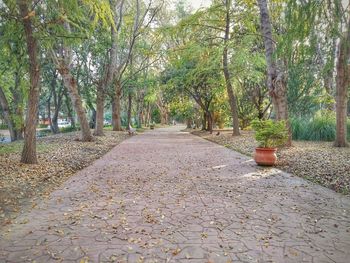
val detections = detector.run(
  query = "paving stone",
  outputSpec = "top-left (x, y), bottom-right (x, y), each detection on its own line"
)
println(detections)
top-left (0, 126), bottom-right (349, 262)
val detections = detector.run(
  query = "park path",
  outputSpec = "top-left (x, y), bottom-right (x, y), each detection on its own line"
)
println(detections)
top-left (1, 126), bottom-right (350, 263)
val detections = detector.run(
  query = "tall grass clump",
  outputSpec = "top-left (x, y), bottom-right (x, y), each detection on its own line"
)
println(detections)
top-left (291, 110), bottom-right (349, 141)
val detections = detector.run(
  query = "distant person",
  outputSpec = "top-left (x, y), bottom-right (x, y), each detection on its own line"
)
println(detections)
top-left (172, 120), bottom-right (176, 125)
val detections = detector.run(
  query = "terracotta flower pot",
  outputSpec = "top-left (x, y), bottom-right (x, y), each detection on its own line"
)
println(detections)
top-left (254, 147), bottom-right (277, 166)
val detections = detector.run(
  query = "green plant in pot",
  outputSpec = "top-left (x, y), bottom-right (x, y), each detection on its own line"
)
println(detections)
top-left (251, 119), bottom-right (288, 166)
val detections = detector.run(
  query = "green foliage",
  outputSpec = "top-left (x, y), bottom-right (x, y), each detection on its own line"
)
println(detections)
top-left (0, 141), bottom-right (54, 154)
top-left (60, 126), bottom-right (79, 133)
top-left (251, 119), bottom-right (289, 148)
top-left (291, 111), bottom-right (350, 141)
top-left (151, 108), bottom-right (161, 124)
top-left (36, 129), bottom-right (52, 137)
top-left (0, 123), bottom-right (8, 129)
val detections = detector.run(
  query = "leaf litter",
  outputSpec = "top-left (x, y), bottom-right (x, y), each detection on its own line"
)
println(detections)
top-left (192, 129), bottom-right (350, 194)
top-left (0, 130), bottom-right (129, 227)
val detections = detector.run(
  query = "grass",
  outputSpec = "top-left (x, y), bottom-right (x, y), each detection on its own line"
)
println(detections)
top-left (0, 141), bottom-right (55, 155)
top-left (291, 111), bottom-right (350, 141)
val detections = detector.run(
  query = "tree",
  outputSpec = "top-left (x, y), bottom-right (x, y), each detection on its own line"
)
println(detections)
top-left (94, 0), bottom-right (121, 136)
top-left (334, 13), bottom-right (350, 147)
top-left (0, 87), bottom-right (17, 141)
top-left (257, 0), bottom-right (291, 145)
top-left (18, 0), bottom-right (41, 164)
top-left (110, 0), bottom-right (161, 131)
top-left (52, 41), bottom-right (93, 142)
top-left (223, 0), bottom-right (240, 135)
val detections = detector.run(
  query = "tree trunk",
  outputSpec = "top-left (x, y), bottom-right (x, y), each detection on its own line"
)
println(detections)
top-left (136, 92), bottom-right (144, 128)
top-left (94, 81), bottom-right (105, 135)
top-left (334, 17), bottom-right (350, 147)
top-left (0, 86), bottom-right (17, 141)
top-left (56, 42), bottom-right (93, 141)
top-left (223, 0), bottom-right (240, 136)
top-left (50, 76), bottom-right (61, 134)
top-left (11, 72), bottom-right (24, 140)
top-left (202, 112), bottom-right (207, 130)
top-left (58, 64), bottom-right (93, 141)
top-left (206, 111), bottom-right (213, 133)
top-left (144, 102), bottom-right (150, 126)
top-left (19, 0), bottom-right (41, 164)
top-left (90, 108), bottom-right (96, 129)
top-left (47, 95), bottom-right (53, 132)
top-left (51, 108), bottom-right (60, 134)
top-left (94, 10), bottom-right (118, 136)
top-left (257, 0), bottom-right (291, 145)
top-left (160, 109), bottom-right (167, 125)
top-left (186, 118), bottom-right (192, 128)
top-left (127, 92), bottom-right (132, 129)
top-left (112, 81), bottom-right (122, 131)
top-left (64, 91), bottom-right (75, 129)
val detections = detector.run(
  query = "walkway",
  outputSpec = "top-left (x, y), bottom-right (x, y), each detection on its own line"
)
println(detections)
top-left (1, 126), bottom-right (350, 262)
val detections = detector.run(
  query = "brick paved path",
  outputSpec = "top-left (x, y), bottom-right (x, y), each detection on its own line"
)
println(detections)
top-left (1, 126), bottom-right (350, 262)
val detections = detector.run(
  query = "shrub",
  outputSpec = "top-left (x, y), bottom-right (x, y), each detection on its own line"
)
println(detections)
top-left (60, 126), bottom-right (78, 133)
top-left (38, 124), bottom-right (49, 128)
top-left (36, 129), bottom-right (51, 137)
top-left (0, 123), bottom-right (8, 129)
top-left (290, 110), bottom-right (349, 141)
top-left (251, 119), bottom-right (289, 148)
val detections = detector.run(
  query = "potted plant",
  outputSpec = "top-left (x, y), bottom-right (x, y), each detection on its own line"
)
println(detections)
top-left (251, 119), bottom-right (288, 166)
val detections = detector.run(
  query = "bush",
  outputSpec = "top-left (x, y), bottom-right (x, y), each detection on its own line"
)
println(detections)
top-left (291, 110), bottom-right (350, 141)
top-left (60, 126), bottom-right (78, 133)
top-left (0, 123), bottom-right (8, 129)
top-left (36, 129), bottom-right (51, 137)
top-left (251, 119), bottom-right (289, 148)
top-left (38, 124), bottom-right (49, 128)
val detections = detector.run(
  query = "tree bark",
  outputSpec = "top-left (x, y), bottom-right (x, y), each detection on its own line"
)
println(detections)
top-left (18, 0), bottom-right (41, 164)
top-left (206, 111), bottom-right (213, 133)
top-left (136, 93), bottom-right (144, 128)
top-left (94, 7), bottom-right (118, 136)
top-left (47, 93), bottom-right (53, 132)
top-left (257, 0), bottom-right (291, 145)
top-left (50, 74), bottom-right (62, 134)
top-left (144, 102), bottom-right (150, 126)
top-left (0, 87), bottom-right (17, 141)
top-left (11, 70), bottom-right (24, 139)
top-left (94, 81), bottom-right (105, 135)
top-left (59, 63), bottom-right (93, 141)
top-left (64, 90), bottom-right (75, 129)
top-left (223, 0), bottom-right (240, 136)
top-left (334, 16), bottom-right (350, 147)
top-left (51, 21), bottom-right (92, 141)
top-left (202, 112), bottom-right (207, 130)
top-left (127, 92), bottom-right (132, 129)
top-left (186, 118), bottom-right (192, 128)
top-left (112, 80), bottom-right (122, 131)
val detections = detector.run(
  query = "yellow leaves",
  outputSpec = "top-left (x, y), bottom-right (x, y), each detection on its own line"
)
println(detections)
top-left (201, 232), bottom-right (208, 239)
top-left (172, 248), bottom-right (181, 256)
top-left (19, 218), bottom-right (29, 224)
top-left (23, 11), bottom-right (35, 20)
top-left (80, 257), bottom-right (89, 263)
top-left (55, 229), bottom-right (65, 235)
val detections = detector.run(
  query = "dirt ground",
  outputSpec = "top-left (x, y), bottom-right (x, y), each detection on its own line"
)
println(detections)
top-left (192, 129), bottom-right (350, 194)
